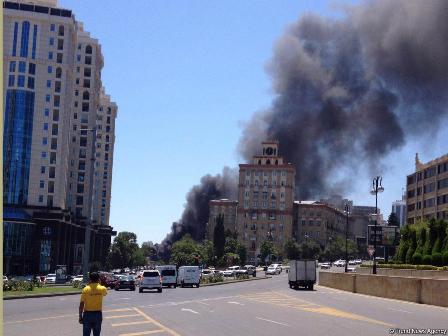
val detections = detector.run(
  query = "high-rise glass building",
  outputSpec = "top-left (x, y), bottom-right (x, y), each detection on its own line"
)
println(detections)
top-left (3, 0), bottom-right (117, 275)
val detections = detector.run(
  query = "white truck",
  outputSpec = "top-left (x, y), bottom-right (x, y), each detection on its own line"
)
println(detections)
top-left (177, 266), bottom-right (201, 288)
top-left (288, 260), bottom-right (316, 290)
top-left (156, 265), bottom-right (177, 288)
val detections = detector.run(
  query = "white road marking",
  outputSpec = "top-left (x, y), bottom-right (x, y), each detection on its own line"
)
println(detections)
top-left (228, 301), bottom-right (244, 305)
top-left (181, 308), bottom-right (200, 315)
top-left (197, 301), bottom-right (210, 306)
top-left (387, 308), bottom-right (412, 314)
top-left (256, 317), bottom-right (290, 327)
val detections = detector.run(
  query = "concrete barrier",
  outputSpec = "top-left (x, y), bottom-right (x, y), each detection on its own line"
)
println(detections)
top-left (318, 271), bottom-right (448, 307)
top-left (356, 267), bottom-right (448, 279)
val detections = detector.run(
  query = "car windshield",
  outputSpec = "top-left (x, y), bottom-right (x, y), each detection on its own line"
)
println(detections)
top-left (143, 271), bottom-right (159, 277)
top-left (161, 270), bottom-right (175, 276)
top-left (47, 274), bottom-right (56, 277)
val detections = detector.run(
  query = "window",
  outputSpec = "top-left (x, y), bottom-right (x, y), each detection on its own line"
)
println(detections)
top-left (424, 198), bottom-right (435, 208)
top-left (50, 152), bottom-right (56, 164)
top-left (48, 66), bottom-right (52, 73)
top-left (77, 54), bottom-right (81, 62)
top-left (49, 167), bottom-right (55, 178)
top-left (83, 79), bottom-right (90, 88)
top-left (10, 61), bottom-right (16, 72)
top-left (83, 91), bottom-right (90, 100)
top-left (84, 68), bottom-right (91, 77)
top-left (42, 137), bottom-right (48, 145)
top-left (46, 80), bottom-right (51, 88)
top-left (43, 123), bottom-right (49, 131)
top-left (50, 24), bottom-right (55, 31)
top-left (52, 109), bottom-right (59, 121)
top-left (52, 124), bottom-right (58, 135)
top-left (85, 56), bottom-right (92, 65)
top-left (56, 53), bottom-right (63, 63)
top-left (19, 61), bottom-right (26, 73)
top-left (58, 25), bottom-right (64, 36)
top-left (79, 148), bottom-right (86, 158)
top-left (39, 195), bottom-right (44, 203)
top-left (78, 161), bottom-right (86, 170)
top-left (48, 51), bottom-right (53, 59)
top-left (78, 173), bottom-right (85, 182)
top-left (28, 63), bottom-right (36, 74)
top-left (56, 67), bottom-right (62, 78)
top-left (85, 45), bottom-right (92, 54)
top-left (44, 108), bottom-right (49, 117)
top-left (27, 77), bottom-right (35, 89)
top-left (51, 138), bottom-right (57, 150)
top-left (18, 75), bottom-right (25, 87)
top-left (77, 184), bottom-right (84, 193)
top-left (55, 81), bottom-right (61, 93)
top-left (41, 151), bottom-right (47, 158)
top-left (20, 21), bottom-right (30, 57)
top-left (8, 75), bottom-right (14, 87)
top-left (82, 102), bottom-right (89, 112)
top-left (41, 166), bottom-right (46, 174)
top-left (40, 180), bottom-right (45, 188)
top-left (408, 189), bottom-right (415, 198)
top-left (424, 183), bottom-right (435, 193)
top-left (57, 39), bottom-right (63, 50)
top-left (45, 94), bottom-right (50, 102)
top-left (53, 95), bottom-right (60, 107)
top-left (438, 178), bottom-right (448, 190)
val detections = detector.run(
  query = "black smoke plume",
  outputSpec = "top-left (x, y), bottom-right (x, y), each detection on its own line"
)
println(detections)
top-left (239, 0), bottom-right (448, 198)
top-left (159, 167), bottom-right (237, 259)
top-left (160, 0), bottom-right (448, 252)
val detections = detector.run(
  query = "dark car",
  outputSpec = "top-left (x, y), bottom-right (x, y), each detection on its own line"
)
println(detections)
top-left (115, 275), bottom-right (136, 291)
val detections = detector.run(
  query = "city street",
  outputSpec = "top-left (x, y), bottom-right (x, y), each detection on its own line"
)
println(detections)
top-left (5, 273), bottom-right (447, 336)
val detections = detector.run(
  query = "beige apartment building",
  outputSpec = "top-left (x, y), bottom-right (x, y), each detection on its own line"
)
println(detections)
top-left (206, 199), bottom-right (238, 240)
top-left (236, 141), bottom-right (296, 262)
top-left (406, 153), bottom-right (448, 224)
top-left (3, 0), bottom-right (117, 274)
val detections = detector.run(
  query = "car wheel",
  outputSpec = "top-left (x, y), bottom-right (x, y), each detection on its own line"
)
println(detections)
top-left (131, 287), bottom-right (136, 291)
top-left (196, 283), bottom-right (200, 288)
top-left (139, 288), bottom-right (143, 293)
top-left (174, 284), bottom-right (177, 288)
top-left (158, 288), bottom-right (162, 293)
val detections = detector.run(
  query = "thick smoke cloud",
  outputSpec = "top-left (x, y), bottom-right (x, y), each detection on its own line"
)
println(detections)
top-left (161, 0), bottom-right (448, 250)
top-left (159, 167), bottom-right (237, 257)
top-left (239, 0), bottom-right (448, 198)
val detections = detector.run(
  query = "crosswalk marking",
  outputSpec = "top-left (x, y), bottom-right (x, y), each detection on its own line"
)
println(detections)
top-left (105, 314), bottom-right (141, 319)
top-left (119, 330), bottom-right (165, 336)
top-left (112, 320), bottom-right (152, 327)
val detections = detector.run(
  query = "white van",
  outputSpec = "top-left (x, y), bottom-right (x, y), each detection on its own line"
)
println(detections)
top-left (156, 265), bottom-right (177, 288)
top-left (139, 270), bottom-right (162, 293)
top-left (177, 266), bottom-right (201, 288)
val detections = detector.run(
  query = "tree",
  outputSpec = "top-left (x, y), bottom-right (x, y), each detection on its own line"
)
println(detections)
top-left (260, 240), bottom-right (277, 264)
top-left (213, 214), bottom-right (225, 260)
top-left (284, 239), bottom-right (300, 260)
top-left (299, 240), bottom-right (321, 259)
top-left (237, 244), bottom-right (247, 266)
top-left (199, 240), bottom-right (214, 266)
top-left (108, 231), bottom-right (139, 269)
top-left (388, 213), bottom-right (400, 227)
top-left (132, 248), bottom-right (147, 267)
top-left (170, 234), bottom-right (201, 266)
top-left (321, 236), bottom-right (357, 262)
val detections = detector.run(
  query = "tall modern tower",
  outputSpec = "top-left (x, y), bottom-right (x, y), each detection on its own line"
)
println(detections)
top-left (3, 0), bottom-right (117, 275)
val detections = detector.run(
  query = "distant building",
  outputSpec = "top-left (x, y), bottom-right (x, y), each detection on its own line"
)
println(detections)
top-left (406, 153), bottom-right (448, 224)
top-left (320, 195), bottom-right (353, 212)
top-left (391, 197), bottom-right (406, 227)
top-left (206, 199), bottom-right (238, 240)
top-left (236, 141), bottom-right (296, 263)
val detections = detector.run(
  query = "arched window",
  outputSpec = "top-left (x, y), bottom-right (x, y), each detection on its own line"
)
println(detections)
top-left (258, 159), bottom-right (261, 165)
top-left (20, 21), bottom-right (30, 57)
top-left (82, 91), bottom-right (89, 100)
top-left (56, 67), bottom-right (62, 78)
top-left (58, 25), bottom-right (64, 36)
top-left (85, 45), bottom-right (92, 54)
top-left (266, 160), bottom-right (271, 165)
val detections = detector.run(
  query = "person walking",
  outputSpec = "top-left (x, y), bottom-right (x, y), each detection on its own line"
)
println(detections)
top-left (79, 272), bottom-right (107, 336)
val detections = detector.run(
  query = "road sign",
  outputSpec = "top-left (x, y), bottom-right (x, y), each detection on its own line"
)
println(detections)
top-left (367, 246), bottom-right (375, 256)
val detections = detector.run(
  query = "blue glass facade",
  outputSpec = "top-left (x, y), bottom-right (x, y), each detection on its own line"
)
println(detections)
top-left (3, 89), bottom-right (35, 205)
top-left (20, 21), bottom-right (30, 57)
top-left (12, 22), bottom-right (18, 56)
top-left (32, 24), bottom-right (38, 59)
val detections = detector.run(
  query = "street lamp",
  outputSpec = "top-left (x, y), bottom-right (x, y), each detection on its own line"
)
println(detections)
top-left (370, 176), bottom-right (384, 275)
top-left (82, 127), bottom-right (97, 283)
top-left (344, 203), bottom-right (350, 273)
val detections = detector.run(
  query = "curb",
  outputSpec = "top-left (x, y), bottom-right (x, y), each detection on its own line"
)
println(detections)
top-left (4, 291), bottom-right (82, 300)
top-left (201, 276), bottom-right (271, 287)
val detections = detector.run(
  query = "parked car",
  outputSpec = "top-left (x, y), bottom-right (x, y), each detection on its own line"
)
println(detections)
top-left (319, 262), bottom-right (331, 269)
top-left (201, 269), bottom-right (215, 278)
top-left (140, 270), bottom-right (162, 293)
top-left (334, 259), bottom-right (346, 267)
top-left (237, 265), bottom-right (257, 277)
top-left (115, 275), bottom-right (136, 291)
top-left (177, 266), bottom-right (201, 288)
top-left (156, 265), bottom-right (177, 288)
top-left (346, 266), bottom-right (356, 273)
top-left (348, 260), bottom-right (357, 265)
top-left (45, 274), bottom-right (57, 284)
top-left (71, 274), bottom-right (84, 283)
top-left (266, 264), bottom-right (282, 275)
top-left (222, 266), bottom-right (240, 277)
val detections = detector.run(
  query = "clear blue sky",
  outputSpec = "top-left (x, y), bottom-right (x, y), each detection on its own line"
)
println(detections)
top-left (60, 0), bottom-right (447, 245)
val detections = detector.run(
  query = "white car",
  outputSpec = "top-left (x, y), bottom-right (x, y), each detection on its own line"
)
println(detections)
top-left (139, 270), bottom-right (162, 293)
top-left (201, 269), bottom-right (215, 278)
top-left (334, 260), bottom-right (346, 267)
top-left (45, 274), bottom-right (57, 284)
top-left (266, 264), bottom-right (282, 275)
top-left (348, 260), bottom-right (357, 265)
top-left (72, 274), bottom-right (84, 283)
top-left (222, 266), bottom-right (240, 277)
top-left (319, 262), bottom-right (331, 269)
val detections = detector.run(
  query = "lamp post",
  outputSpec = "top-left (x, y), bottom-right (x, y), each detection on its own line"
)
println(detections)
top-left (82, 127), bottom-right (97, 283)
top-left (370, 176), bottom-right (384, 275)
top-left (344, 203), bottom-right (350, 273)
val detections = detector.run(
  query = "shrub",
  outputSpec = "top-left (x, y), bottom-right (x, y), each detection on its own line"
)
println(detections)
top-left (72, 280), bottom-right (85, 289)
top-left (405, 246), bottom-right (415, 264)
top-left (5, 280), bottom-right (35, 292)
top-left (432, 252), bottom-right (443, 266)
top-left (422, 255), bottom-right (432, 265)
top-left (412, 253), bottom-right (422, 265)
top-left (442, 251), bottom-right (448, 266)
top-left (235, 273), bottom-right (250, 280)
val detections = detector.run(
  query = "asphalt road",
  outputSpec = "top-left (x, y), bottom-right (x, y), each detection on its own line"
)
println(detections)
top-left (4, 273), bottom-right (447, 336)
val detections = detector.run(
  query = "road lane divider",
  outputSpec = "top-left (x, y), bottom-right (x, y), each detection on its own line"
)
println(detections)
top-left (256, 317), bottom-right (290, 327)
top-left (181, 308), bottom-right (200, 315)
top-left (112, 321), bottom-right (152, 327)
top-left (132, 307), bottom-right (181, 336)
top-left (105, 313), bottom-right (141, 319)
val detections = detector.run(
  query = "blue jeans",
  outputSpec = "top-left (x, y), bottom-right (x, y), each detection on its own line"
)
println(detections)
top-left (83, 311), bottom-right (102, 336)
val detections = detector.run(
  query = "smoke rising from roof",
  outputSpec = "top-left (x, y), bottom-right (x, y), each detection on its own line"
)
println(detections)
top-left (160, 0), bottom-right (448, 250)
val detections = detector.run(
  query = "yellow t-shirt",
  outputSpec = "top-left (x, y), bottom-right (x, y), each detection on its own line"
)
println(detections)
top-left (80, 283), bottom-right (107, 311)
